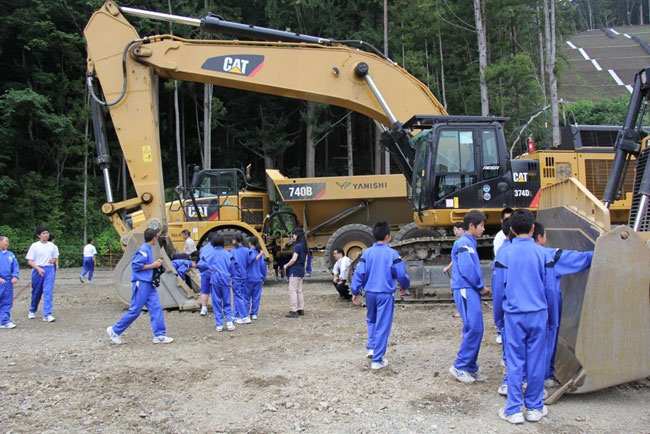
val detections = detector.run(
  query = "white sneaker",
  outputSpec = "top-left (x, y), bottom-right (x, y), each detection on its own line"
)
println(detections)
top-left (216, 325), bottom-right (223, 332)
top-left (500, 358), bottom-right (506, 367)
top-left (498, 384), bottom-right (508, 396)
top-left (200, 306), bottom-right (208, 316)
top-left (366, 349), bottom-right (374, 359)
top-left (525, 405), bottom-right (548, 422)
top-left (449, 366), bottom-right (475, 383)
top-left (43, 315), bottom-right (55, 322)
top-left (544, 377), bottom-right (557, 388)
top-left (152, 335), bottom-right (174, 344)
top-left (106, 326), bottom-right (122, 345)
top-left (251, 315), bottom-right (258, 320)
top-left (242, 316), bottom-right (252, 324)
top-left (499, 408), bottom-right (524, 424)
top-left (470, 371), bottom-right (488, 382)
top-left (371, 359), bottom-right (389, 370)
top-left (543, 389), bottom-right (549, 400)
top-left (226, 322), bottom-right (236, 331)
top-left (234, 318), bottom-right (245, 324)
top-left (79, 276), bottom-right (84, 283)
top-left (28, 312), bottom-right (35, 319)
top-left (0, 322), bottom-right (16, 329)
top-left (496, 334), bottom-right (502, 344)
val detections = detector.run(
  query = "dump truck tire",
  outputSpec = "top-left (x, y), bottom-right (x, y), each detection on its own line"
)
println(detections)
top-left (393, 222), bottom-right (442, 241)
top-left (213, 228), bottom-right (250, 247)
top-left (325, 224), bottom-right (374, 269)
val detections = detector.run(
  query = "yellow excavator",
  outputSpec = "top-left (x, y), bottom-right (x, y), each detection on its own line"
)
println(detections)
top-left (85, 2), bottom-right (649, 397)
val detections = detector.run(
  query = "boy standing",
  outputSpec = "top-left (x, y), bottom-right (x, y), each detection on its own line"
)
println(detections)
top-left (533, 222), bottom-right (593, 386)
top-left (246, 236), bottom-right (266, 320)
top-left (208, 235), bottom-right (236, 332)
top-left (494, 210), bottom-right (557, 424)
top-left (26, 226), bottom-right (58, 322)
top-left (350, 220), bottom-right (410, 370)
top-left (197, 234), bottom-right (215, 316)
top-left (79, 238), bottom-right (97, 283)
top-left (0, 236), bottom-right (19, 329)
top-left (106, 228), bottom-right (173, 345)
top-left (231, 234), bottom-right (251, 324)
top-left (449, 210), bottom-right (489, 383)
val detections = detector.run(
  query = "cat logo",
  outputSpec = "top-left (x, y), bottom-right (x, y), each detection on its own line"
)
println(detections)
top-left (201, 55), bottom-right (265, 77)
top-left (513, 172), bottom-right (528, 183)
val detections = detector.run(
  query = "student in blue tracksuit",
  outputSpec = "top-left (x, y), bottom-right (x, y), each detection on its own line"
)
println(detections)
top-left (79, 238), bottom-right (97, 283)
top-left (26, 226), bottom-right (58, 322)
top-left (106, 228), bottom-right (174, 345)
top-left (197, 234), bottom-right (216, 316)
top-left (533, 222), bottom-right (593, 386)
top-left (230, 233), bottom-right (251, 324)
top-left (494, 210), bottom-right (557, 424)
top-left (449, 210), bottom-right (489, 383)
top-left (0, 235), bottom-right (20, 329)
top-left (208, 235), bottom-right (236, 332)
top-left (171, 252), bottom-right (198, 283)
top-left (245, 237), bottom-right (266, 320)
top-left (350, 220), bottom-right (410, 371)
top-left (491, 218), bottom-right (513, 395)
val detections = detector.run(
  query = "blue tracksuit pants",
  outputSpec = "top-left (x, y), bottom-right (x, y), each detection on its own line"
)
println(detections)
top-left (545, 293), bottom-right (562, 379)
top-left (200, 272), bottom-right (211, 295)
top-left (504, 310), bottom-right (547, 415)
top-left (112, 281), bottom-right (166, 337)
top-left (232, 279), bottom-right (247, 318)
top-left (452, 288), bottom-right (484, 373)
top-left (80, 258), bottom-right (95, 281)
top-left (365, 292), bottom-right (394, 363)
top-left (211, 285), bottom-right (233, 326)
top-left (30, 265), bottom-right (55, 316)
top-left (247, 281), bottom-right (263, 316)
top-left (0, 281), bottom-right (14, 325)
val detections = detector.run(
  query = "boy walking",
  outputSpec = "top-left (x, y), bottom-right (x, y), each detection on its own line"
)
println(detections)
top-left (26, 226), bottom-right (58, 322)
top-left (106, 228), bottom-right (173, 345)
top-left (230, 234), bottom-right (251, 324)
top-left (449, 210), bottom-right (489, 383)
top-left (0, 236), bottom-right (19, 329)
top-left (350, 220), bottom-right (410, 370)
top-left (533, 222), bottom-right (593, 386)
top-left (494, 210), bottom-right (557, 424)
top-left (207, 235), bottom-right (236, 332)
top-left (79, 238), bottom-right (97, 283)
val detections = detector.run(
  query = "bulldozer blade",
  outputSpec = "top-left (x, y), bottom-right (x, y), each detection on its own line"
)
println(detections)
top-left (538, 207), bottom-right (650, 394)
top-left (113, 233), bottom-right (201, 311)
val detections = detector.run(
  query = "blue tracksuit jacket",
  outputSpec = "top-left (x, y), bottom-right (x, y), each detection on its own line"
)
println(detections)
top-left (208, 247), bottom-right (235, 287)
top-left (451, 233), bottom-right (484, 291)
top-left (350, 243), bottom-right (410, 294)
top-left (230, 245), bottom-right (249, 282)
top-left (171, 259), bottom-right (192, 280)
top-left (132, 243), bottom-right (155, 282)
top-left (246, 249), bottom-right (267, 283)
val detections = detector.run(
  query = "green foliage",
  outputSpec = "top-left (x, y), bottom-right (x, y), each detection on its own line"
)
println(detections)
top-left (565, 96), bottom-right (629, 126)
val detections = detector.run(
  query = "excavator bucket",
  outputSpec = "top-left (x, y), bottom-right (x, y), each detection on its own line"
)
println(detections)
top-left (113, 231), bottom-right (201, 311)
top-left (537, 178), bottom-right (650, 400)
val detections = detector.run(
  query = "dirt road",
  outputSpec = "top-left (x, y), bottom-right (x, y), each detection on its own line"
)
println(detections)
top-left (1, 268), bottom-right (649, 433)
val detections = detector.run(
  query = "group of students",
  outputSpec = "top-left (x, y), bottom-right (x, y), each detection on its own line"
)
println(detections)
top-left (447, 208), bottom-right (592, 424)
top-left (0, 226), bottom-right (63, 329)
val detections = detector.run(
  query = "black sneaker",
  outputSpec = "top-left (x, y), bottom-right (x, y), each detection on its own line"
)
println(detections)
top-left (285, 311), bottom-right (299, 318)
top-left (297, 310), bottom-right (305, 316)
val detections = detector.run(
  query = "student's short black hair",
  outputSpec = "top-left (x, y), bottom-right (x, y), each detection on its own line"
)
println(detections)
top-left (462, 210), bottom-right (486, 231)
top-left (372, 220), bottom-right (391, 241)
top-left (333, 247), bottom-right (344, 255)
top-left (501, 207), bottom-right (514, 219)
top-left (36, 225), bottom-right (49, 236)
top-left (87, 237), bottom-right (94, 244)
top-left (144, 228), bottom-right (158, 242)
top-left (48, 233), bottom-right (55, 242)
top-left (501, 218), bottom-right (511, 237)
top-left (233, 233), bottom-right (243, 243)
top-left (248, 236), bottom-right (260, 251)
top-left (181, 229), bottom-right (190, 236)
top-left (190, 251), bottom-right (200, 262)
top-left (509, 209), bottom-right (535, 235)
top-left (532, 221), bottom-right (545, 240)
top-left (211, 235), bottom-right (225, 247)
top-left (453, 222), bottom-right (464, 229)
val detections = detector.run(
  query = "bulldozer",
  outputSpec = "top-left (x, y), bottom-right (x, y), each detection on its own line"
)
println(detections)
top-left (537, 68), bottom-right (650, 402)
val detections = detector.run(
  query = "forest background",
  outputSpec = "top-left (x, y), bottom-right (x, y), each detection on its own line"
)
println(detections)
top-left (0, 0), bottom-right (644, 264)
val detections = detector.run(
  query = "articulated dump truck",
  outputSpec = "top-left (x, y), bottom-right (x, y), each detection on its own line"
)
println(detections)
top-left (537, 68), bottom-right (650, 403)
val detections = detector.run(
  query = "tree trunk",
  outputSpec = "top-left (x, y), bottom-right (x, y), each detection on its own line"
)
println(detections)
top-left (305, 101), bottom-right (316, 177)
top-left (474, 0), bottom-right (490, 116)
top-left (264, 153), bottom-right (276, 202)
top-left (587, 0), bottom-right (593, 29)
top-left (346, 112), bottom-right (354, 176)
top-left (438, 30), bottom-right (447, 110)
top-left (641, 1), bottom-right (645, 25)
top-left (383, 0), bottom-right (390, 174)
top-left (203, 84), bottom-right (212, 169)
top-left (169, 0), bottom-right (183, 186)
top-left (544, 0), bottom-right (560, 147)
top-left (538, 6), bottom-right (546, 100)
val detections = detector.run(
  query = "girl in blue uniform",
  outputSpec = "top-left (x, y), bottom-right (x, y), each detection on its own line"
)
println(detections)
top-left (246, 237), bottom-right (266, 320)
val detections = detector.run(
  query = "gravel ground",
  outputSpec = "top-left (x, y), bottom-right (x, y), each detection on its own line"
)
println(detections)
top-left (1, 268), bottom-right (649, 433)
